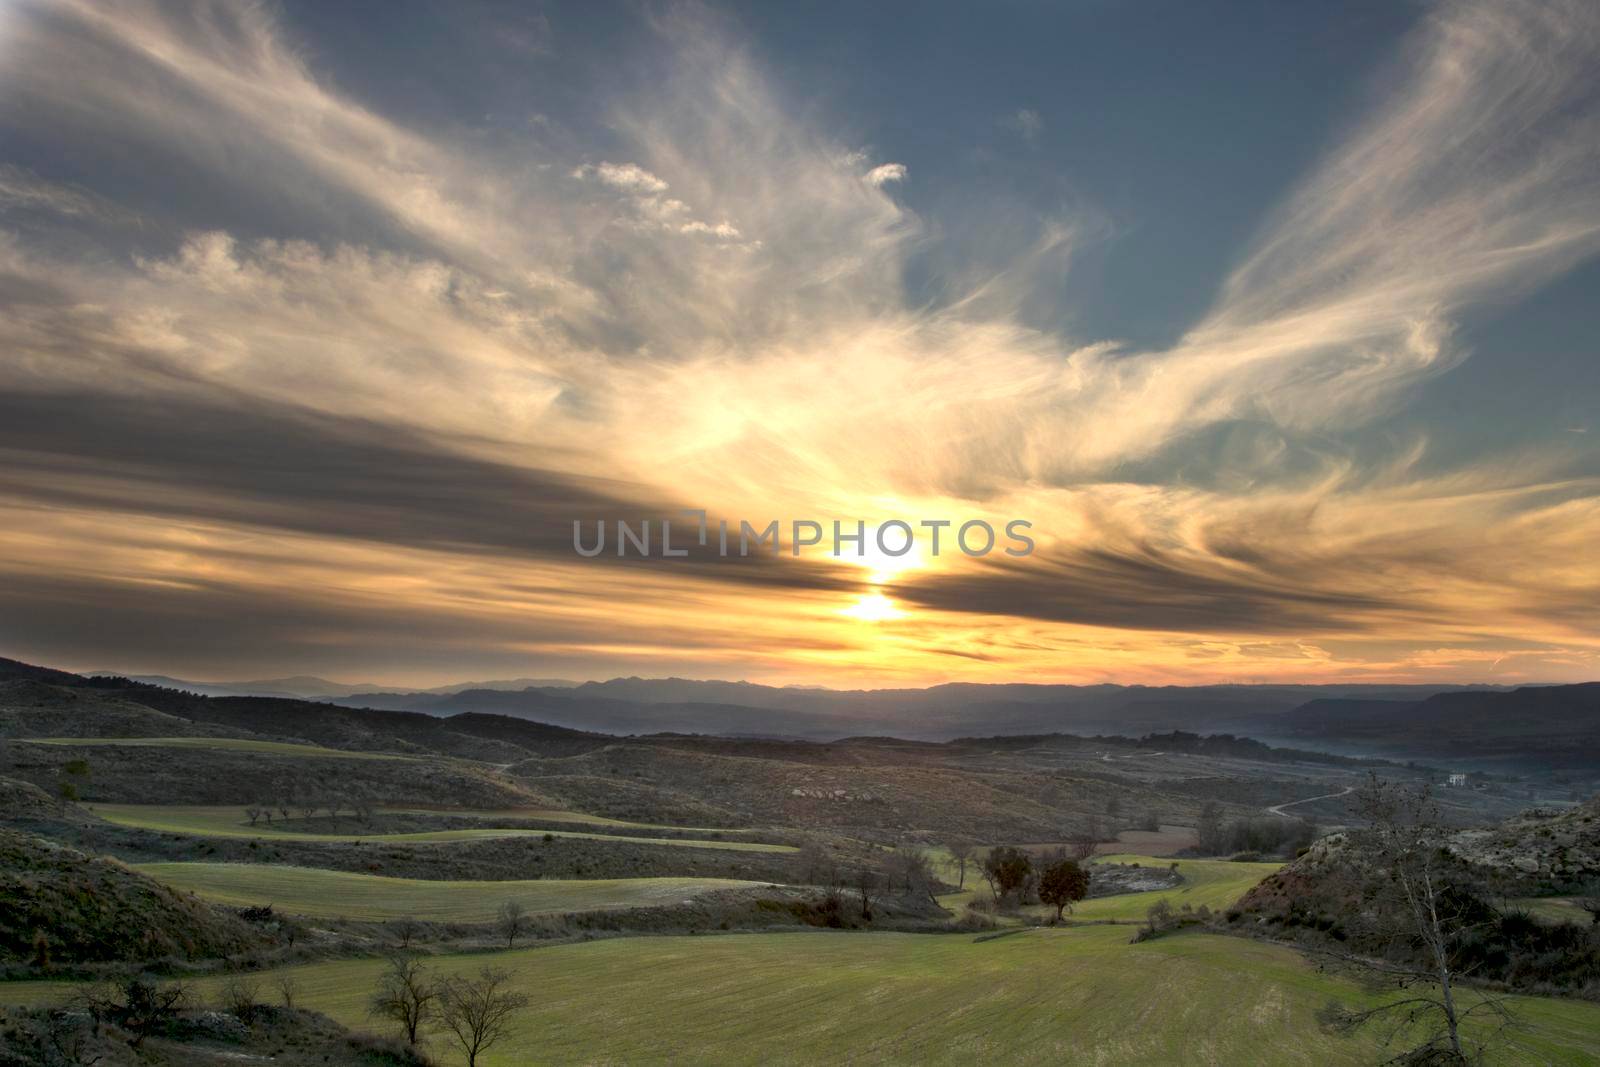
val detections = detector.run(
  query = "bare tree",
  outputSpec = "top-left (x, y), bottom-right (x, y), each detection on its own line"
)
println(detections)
top-left (1196, 801), bottom-right (1224, 855)
top-left (274, 974), bottom-right (299, 1010)
top-left (797, 842), bottom-right (845, 888)
top-left (1067, 817), bottom-right (1102, 862)
top-left (389, 915), bottom-right (422, 949)
top-left (1319, 773), bottom-right (1512, 1065)
top-left (498, 900), bottom-right (529, 949)
top-left (368, 954), bottom-right (439, 1046)
top-left (244, 806), bottom-right (262, 827)
top-left (854, 867), bottom-right (881, 921)
top-left (946, 839), bottom-right (975, 889)
top-left (75, 978), bottom-right (188, 1049)
top-left (438, 967), bottom-right (529, 1067)
top-left (887, 848), bottom-right (937, 900)
top-left (1577, 880), bottom-right (1600, 926)
top-left (218, 974), bottom-right (261, 1023)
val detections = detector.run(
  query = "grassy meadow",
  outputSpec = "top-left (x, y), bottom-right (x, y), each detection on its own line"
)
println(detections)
top-left (88, 804), bottom-right (794, 853)
top-left (18, 736), bottom-right (413, 759)
top-left (1074, 854), bottom-right (1283, 921)
top-left (130, 863), bottom-right (766, 920)
top-left (4, 927), bottom-right (1598, 1065)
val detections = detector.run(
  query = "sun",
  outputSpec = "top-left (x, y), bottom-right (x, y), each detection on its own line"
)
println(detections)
top-left (840, 592), bottom-right (904, 622)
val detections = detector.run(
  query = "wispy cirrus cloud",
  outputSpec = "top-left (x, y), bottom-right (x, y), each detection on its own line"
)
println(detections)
top-left (0, 0), bottom-right (1598, 684)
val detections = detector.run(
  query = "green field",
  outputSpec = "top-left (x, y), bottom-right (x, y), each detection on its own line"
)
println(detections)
top-left (131, 863), bottom-right (765, 920)
top-left (934, 853), bottom-right (1281, 924)
top-left (88, 804), bottom-right (795, 853)
top-left (18, 736), bottom-right (414, 759)
top-left (1074, 855), bottom-right (1283, 921)
top-left (1510, 897), bottom-right (1591, 925)
top-left (3, 927), bottom-right (1596, 1065)
top-left (391, 806), bottom-right (758, 834)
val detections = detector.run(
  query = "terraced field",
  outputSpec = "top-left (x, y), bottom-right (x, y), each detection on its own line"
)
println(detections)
top-left (16, 736), bottom-right (412, 759)
top-left (88, 804), bottom-right (795, 853)
top-left (388, 806), bottom-right (761, 834)
top-left (4, 927), bottom-right (1597, 1065)
top-left (131, 863), bottom-right (766, 920)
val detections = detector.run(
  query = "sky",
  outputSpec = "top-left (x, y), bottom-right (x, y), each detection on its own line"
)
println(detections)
top-left (2, 0), bottom-right (1600, 688)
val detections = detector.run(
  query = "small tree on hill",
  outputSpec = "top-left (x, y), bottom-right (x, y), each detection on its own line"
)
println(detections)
top-left (1196, 801), bottom-right (1224, 855)
top-left (888, 848), bottom-right (937, 900)
top-left (438, 967), bottom-right (528, 1067)
top-left (498, 900), bottom-right (529, 949)
top-left (980, 846), bottom-right (1033, 904)
top-left (1318, 773), bottom-right (1512, 1065)
top-left (390, 915), bottom-right (421, 949)
top-left (946, 839), bottom-right (975, 888)
top-left (368, 954), bottom-right (438, 1046)
top-left (1038, 855), bottom-right (1090, 922)
top-left (854, 867), bottom-right (882, 921)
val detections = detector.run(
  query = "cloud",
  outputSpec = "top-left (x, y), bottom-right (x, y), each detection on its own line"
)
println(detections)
top-left (0, 165), bottom-right (139, 225)
top-left (573, 162), bottom-right (671, 194)
top-left (0, 0), bottom-right (1598, 683)
top-left (864, 163), bottom-right (907, 187)
top-left (1005, 108), bottom-right (1042, 142)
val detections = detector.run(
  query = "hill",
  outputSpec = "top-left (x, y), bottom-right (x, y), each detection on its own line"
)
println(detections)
top-left (1272, 684), bottom-right (1600, 767)
top-left (0, 828), bottom-right (266, 966)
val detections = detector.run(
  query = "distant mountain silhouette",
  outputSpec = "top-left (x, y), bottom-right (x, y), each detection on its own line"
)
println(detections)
top-left (332, 677), bottom-right (1515, 743)
top-left (83, 672), bottom-right (578, 700)
top-left (1273, 683), bottom-right (1600, 767)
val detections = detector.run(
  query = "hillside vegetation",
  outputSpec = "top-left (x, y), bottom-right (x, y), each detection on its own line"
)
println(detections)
top-left (0, 830), bottom-right (263, 966)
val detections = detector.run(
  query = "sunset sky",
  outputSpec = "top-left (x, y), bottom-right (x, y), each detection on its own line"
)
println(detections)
top-left (3, 0), bottom-right (1600, 688)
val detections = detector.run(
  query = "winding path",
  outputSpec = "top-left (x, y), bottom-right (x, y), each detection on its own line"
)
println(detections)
top-left (1266, 784), bottom-right (1353, 819)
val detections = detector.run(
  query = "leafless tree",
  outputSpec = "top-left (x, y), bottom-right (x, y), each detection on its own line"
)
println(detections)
top-left (854, 867), bottom-right (881, 921)
top-left (498, 900), bottom-right (529, 949)
top-left (1067, 817), bottom-right (1102, 862)
top-left (438, 967), bottom-right (529, 1067)
top-left (274, 974), bottom-right (299, 1011)
top-left (389, 915), bottom-right (421, 949)
top-left (1577, 880), bottom-right (1600, 926)
top-left (74, 978), bottom-right (188, 1049)
top-left (244, 806), bottom-right (262, 827)
top-left (1318, 773), bottom-right (1513, 1065)
top-left (887, 848), bottom-right (937, 899)
top-left (368, 954), bottom-right (439, 1046)
top-left (218, 974), bottom-right (261, 1023)
top-left (946, 839), bottom-right (975, 888)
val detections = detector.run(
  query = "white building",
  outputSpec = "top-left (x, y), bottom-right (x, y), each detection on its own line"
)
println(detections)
top-left (1446, 773), bottom-right (1468, 787)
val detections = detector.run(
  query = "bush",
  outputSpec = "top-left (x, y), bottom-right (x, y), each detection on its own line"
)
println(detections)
top-left (219, 974), bottom-right (262, 1023)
